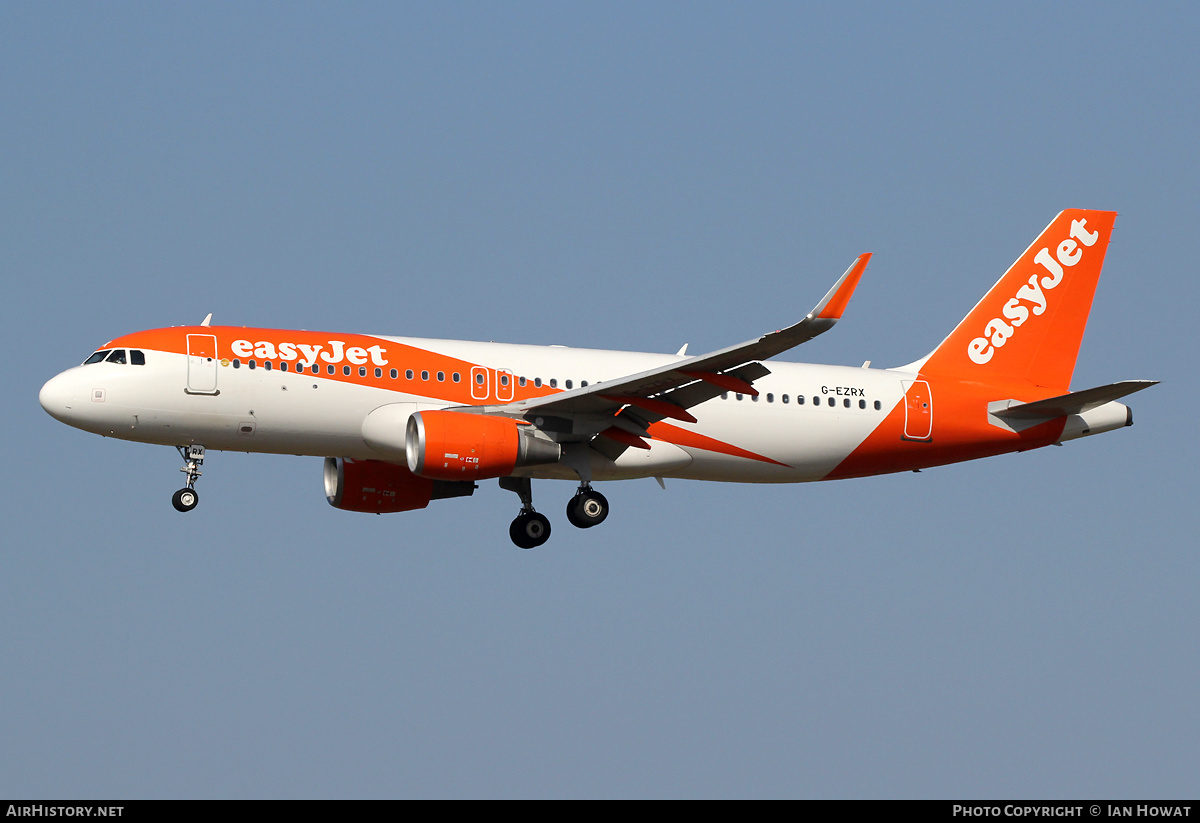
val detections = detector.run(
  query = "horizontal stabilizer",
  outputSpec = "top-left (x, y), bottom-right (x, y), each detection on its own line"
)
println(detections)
top-left (991, 380), bottom-right (1158, 420)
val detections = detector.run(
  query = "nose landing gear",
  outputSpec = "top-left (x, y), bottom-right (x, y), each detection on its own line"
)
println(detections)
top-left (172, 445), bottom-right (205, 512)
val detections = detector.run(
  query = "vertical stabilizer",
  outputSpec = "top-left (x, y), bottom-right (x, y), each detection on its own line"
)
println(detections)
top-left (915, 210), bottom-right (1116, 392)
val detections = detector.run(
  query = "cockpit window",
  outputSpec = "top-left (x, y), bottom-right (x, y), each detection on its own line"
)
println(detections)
top-left (130, 350), bottom-right (146, 365)
top-left (84, 350), bottom-right (111, 365)
top-left (105, 349), bottom-right (127, 364)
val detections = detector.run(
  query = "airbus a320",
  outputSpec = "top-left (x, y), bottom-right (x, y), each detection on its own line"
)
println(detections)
top-left (39, 210), bottom-right (1154, 548)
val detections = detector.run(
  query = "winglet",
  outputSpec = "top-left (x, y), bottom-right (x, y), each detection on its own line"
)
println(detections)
top-left (812, 253), bottom-right (870, 320)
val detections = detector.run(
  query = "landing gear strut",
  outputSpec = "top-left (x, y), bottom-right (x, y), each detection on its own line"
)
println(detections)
top-left (566, 484), bottom-right (609, 529)
top-left (172, 445), bottom-right (205, 512)
top-left (500, 476), bottom-right (551, 549)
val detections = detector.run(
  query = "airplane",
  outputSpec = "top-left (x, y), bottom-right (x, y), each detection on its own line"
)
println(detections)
top-left (39, 209), bottom-right (1155, 548)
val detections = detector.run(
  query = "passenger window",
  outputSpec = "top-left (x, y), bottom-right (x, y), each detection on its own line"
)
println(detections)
top-left (721, 392), bottom-right (728, 400)
top-left (565, 379), bottom-right (572, 389)
top-left (390, 369), bottom-right (398, 379)
top-left (828, 397), bottom-right (835, 407)
top-left (519, 377), bottom-right (527, 387)
top-left (797, 395), bottom-right (804, 405)
top-left (106, 349), bottom-right (127, 364)
top-left (534, 378), bottom-right (542, 387)
top-left (859, 399), bottom-right (866, 409)
top-left (752, 394), bottom-right (759, 402)
top-left (406, 369), bottom-right (414, 379)
top-left (437, 371), bottom-right (445, 382)
top-left (813, 397), bottom-right (820, 406)
top-left (736, 393), bottom-right (743, 401)
top-left (360, 367), bottom-right (368, 377)
top-left (581, 380), bottom-right (588, 387)
top-left (375, 368), bottom-right (382, 378)
top-left (874, 400), bottom-right (882, 410)
top-left (248, 360), bottom-right (256, 370)
top-left (130, 350), bottom-right (146, 366)
top-left (453, 372), bottom-right (461, 383)
top-left (281, 362), bottom-right (288, 372)
top-left (264, 361), bottom-right (272, 371)
top-left (422, 370), bottom-right (429, 380)
top-left (327, 365), bottom-right (335, 375)
top-left (232, 359), bottom-right (241, 368)
top-left (782, 394), bottom-right (789, 404)
top-left (550, 379), bottom-right (557, 388)
top-left (84, 350), bottom-right (111, 365)
top-left (766, 393), bottom-right (774, 402)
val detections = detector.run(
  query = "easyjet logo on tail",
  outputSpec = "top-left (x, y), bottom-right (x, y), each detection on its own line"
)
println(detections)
top-left (967, 218), bottom-right (1100, 365)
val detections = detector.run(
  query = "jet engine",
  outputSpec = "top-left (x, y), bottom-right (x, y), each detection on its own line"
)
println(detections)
top-left (406, 410), bottom-right (561, 482)
top-left (324, 457), bottom-right (474, 514)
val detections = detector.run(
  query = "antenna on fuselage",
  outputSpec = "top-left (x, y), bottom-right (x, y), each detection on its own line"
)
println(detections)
top-left (200, 313), bottom-right (212, 327)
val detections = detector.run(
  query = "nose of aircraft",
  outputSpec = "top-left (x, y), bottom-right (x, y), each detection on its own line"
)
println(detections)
top-left (39, 371), bottom-right (78, 423)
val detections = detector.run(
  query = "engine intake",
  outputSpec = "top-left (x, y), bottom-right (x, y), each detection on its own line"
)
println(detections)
top-left (406, 410), bottom-right (560, 481)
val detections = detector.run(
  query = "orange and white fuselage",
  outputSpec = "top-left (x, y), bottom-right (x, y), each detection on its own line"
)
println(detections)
top-left (39, 210), bottom-right (1153, 546)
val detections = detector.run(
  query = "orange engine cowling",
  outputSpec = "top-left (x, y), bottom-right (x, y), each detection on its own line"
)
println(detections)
top-left (406, 410), bottom-right (561, 482)
top-left (324, 457), bottom-right (474, 514)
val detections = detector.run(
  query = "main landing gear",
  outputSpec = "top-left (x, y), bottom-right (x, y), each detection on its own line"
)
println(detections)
top-left (500, 477), bottom-right (611, 548)
top-left (172, 445), bottom-right (205, 512)
top-left (500, 477), bottom-right (551, 549)
top-left (566, 484), bottom-right (609, 529)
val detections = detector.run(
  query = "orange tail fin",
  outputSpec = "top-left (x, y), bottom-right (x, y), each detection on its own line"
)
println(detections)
top-left (915, 209), bottom-right (1117, 392)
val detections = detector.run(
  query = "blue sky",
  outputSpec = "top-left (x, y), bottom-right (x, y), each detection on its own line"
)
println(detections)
top-left (3, 2), bottom-right (1197, 798)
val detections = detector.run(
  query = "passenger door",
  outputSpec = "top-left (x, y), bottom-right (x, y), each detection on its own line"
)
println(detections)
top-left (186, 334), bottom-right (219, 394)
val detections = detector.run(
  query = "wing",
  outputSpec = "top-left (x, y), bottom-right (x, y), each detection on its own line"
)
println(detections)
top-left (457, 254), bottom-right (870, 452)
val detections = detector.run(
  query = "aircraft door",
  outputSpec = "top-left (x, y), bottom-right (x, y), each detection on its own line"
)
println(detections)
top-left (901, 379), bottom-right (933, 441)
top-left (186, 334), bottom-right (219, 395)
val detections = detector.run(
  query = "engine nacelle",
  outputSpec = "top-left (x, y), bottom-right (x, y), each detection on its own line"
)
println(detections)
top-left (324, 457), bottom-right (474, 514)
top-left (406, 410), bottom-right (561, 481)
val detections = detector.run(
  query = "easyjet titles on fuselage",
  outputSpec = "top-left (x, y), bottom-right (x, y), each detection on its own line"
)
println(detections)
top-left (228, 338), bottom-right (390, 368)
